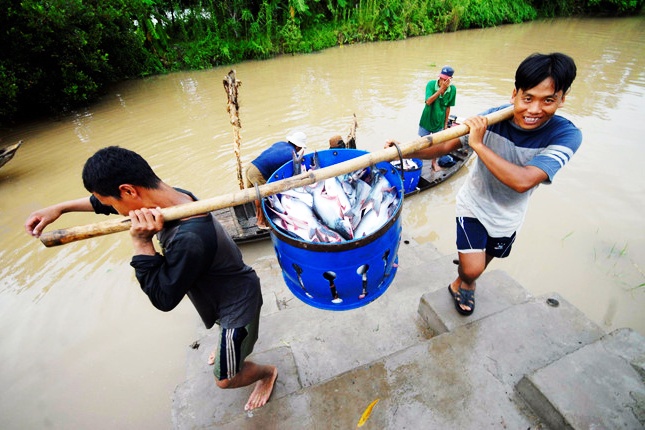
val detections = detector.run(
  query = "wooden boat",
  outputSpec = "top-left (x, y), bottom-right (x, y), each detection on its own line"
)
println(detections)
top-left (393, 115), bottom-right (473, 196)
top-left (0, 141), bottom-right (22, 170)
top-left (400, 145), bottom-right (473, 196)
top-left (213, 202), bottom-right (271, 244)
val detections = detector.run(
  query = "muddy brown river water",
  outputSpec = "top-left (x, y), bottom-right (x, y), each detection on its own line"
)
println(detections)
top-left (1, 16), bottom-right (643, 429)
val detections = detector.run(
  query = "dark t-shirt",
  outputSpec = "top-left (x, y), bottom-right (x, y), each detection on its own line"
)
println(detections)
top-left (90, 191), bottom-right (262, 329)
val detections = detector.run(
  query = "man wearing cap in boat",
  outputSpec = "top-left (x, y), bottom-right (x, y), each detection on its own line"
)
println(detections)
top-left (418, 65), bottom-right (457, 171)
top-left (25, 146), bottom-right (278, 412)
top-left (245, 131), bottom-right (307, 229)
top-left (388, 52), bottom-right (582, 317)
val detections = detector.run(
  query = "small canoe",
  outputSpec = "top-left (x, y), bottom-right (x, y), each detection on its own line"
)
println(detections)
top-left (0, 141), bottom-right (22, 170)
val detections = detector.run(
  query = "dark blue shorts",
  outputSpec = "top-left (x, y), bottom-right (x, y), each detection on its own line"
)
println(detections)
top-left (456, 217), bottom-right (516, 258)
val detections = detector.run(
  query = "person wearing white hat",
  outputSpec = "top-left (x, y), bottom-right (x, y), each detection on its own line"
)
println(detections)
top-left (245, 131), bottom-right (307, 228)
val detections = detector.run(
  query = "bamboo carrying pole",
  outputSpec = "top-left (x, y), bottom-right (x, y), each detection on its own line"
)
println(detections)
top-left (39, 106), bottom-right (514, 247)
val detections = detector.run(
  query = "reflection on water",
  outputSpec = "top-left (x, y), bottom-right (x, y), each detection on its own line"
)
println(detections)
top-left (1, 16), bottom-right (643, 429)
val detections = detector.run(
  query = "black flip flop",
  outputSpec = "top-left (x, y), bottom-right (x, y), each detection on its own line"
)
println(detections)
top-left (447, 284), bottom-right (475, 316)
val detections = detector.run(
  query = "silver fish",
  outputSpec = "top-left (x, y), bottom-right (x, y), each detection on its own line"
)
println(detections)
top-left (270, 194), bottom-right (344, 243)
top-left (312, 181), bottom-right (354, 240)
top-left (268, 164), bottom-right (399, 243)
top-left (314, 223), bottom-right (345, 243)
top-left (363, 168), bottom-right (395, 215)
top-left (281, 187), bottom-right (314, 208)
top-left (354, 191), bottom-right (397, 238)
top-left (346, 178), bottom-right (373, 229)
top-left (391, 158), bottom-right (419, 171)
top-left (323, 177), bottom-right (352, 216)
top-left (268, 206), bottom-right (317, 241)
top-left (266, 194), bottom-right (285, 214)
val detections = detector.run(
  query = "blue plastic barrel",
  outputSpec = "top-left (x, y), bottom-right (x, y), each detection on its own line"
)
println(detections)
top-left (263, 149), bottom-right (403, 311)
top-left (394, 158), bottom-right (423, 194)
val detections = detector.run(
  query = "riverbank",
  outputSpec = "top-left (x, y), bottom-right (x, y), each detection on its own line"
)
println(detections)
top-left (4, 0), bottom-right (642, 126)
top-left (173, 233), bottom-right (645, 428)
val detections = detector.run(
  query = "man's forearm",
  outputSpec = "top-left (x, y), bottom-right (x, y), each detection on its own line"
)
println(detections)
top-left (55, 197), bottom-right (94, 213)
top-left (408, 137), bottom-right (461, 160)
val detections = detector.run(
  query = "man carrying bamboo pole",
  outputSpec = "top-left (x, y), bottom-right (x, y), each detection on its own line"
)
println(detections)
top-left (388, 52), bottom-right (582, 317)
top-left (25, 146), bottom-right (277, 412)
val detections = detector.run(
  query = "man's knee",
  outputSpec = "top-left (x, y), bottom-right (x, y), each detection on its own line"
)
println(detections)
top-left (459, 270), bottom-right (481, 285)
top-left (458, 259), bottom-right (486, 284)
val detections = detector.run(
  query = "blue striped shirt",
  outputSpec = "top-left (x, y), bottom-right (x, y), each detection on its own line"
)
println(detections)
top-left (456, 105), bottom-right (582, 237)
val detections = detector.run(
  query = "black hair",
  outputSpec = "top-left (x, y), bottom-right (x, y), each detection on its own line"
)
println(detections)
top-left (82, 146), bottom-right (161, 198)
top-left (515, 53), bottom-right (577, 95)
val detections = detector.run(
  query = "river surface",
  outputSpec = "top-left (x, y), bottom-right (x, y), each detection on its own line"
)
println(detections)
top-left (1, 17), bottom-right (643, 429)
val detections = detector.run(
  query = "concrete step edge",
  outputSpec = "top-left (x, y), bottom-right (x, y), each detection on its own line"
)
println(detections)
top-left (516, 327), bottom-right (645, 430)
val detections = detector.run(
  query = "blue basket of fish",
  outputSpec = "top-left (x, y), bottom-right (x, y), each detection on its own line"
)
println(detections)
top-left (262, 149), bottom-right (403, 311)
top-left (392, 158), bottom-right (422, 194)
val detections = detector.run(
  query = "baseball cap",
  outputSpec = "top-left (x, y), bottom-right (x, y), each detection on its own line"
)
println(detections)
top-left (439, 66), bottom-right (454, 79)
top-left (286, 131), bottom-right (307, 148)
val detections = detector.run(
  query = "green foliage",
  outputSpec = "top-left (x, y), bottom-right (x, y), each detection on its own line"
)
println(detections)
top-left (280, 18), bottom-right (305, 53)
top-left (425, 0), bottom-right (538, 31)
top-left (0, 0), bottom-right (155, 123)
top-left (1, 0), bottom-right (642, 124)
top-left (531, 0), bottom-right (581, 16)
top-left (0, 64), bottom-right (19, 119)
top-left (585, 0), bottom-right (644, 14)
top-left (301, 24), bottom-right (343, 51)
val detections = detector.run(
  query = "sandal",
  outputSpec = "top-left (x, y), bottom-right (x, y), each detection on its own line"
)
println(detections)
top-left (447, 284), bottom-right (475, 316)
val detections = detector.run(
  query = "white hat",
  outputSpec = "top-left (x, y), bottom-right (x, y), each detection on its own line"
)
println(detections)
top-left (286, 131), bottom-right (307, 148)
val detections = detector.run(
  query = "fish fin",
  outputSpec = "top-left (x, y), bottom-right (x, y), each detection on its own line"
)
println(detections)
top-left (311, 150), bottom-right (320, 170)
top-left (291, 150), bottom-right (302, 175)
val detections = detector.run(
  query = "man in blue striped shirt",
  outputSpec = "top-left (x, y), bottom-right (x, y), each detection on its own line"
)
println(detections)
top-left (393, 52), bottom-right (581, 316)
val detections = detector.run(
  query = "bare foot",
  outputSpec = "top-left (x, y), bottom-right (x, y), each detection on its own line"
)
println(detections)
top-left (244, 366), bottom-right (278, 411)
top-left (208, 351), bottom-right (215, 366)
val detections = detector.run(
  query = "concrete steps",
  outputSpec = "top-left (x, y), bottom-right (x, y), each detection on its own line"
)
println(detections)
top-left (171, 235), bottom-right (645, 429)
top-left (517, 328), bottom-right (645, 429)
top-left (172, 236), bottom-right (443, 427)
